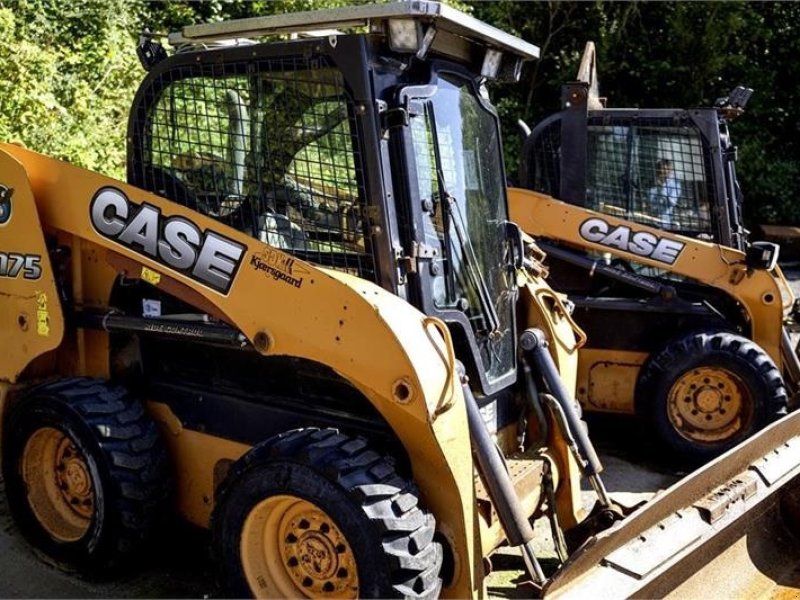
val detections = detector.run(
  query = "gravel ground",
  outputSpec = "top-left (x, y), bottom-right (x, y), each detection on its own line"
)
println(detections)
top-left (0, 271), bottom-right (797, 598)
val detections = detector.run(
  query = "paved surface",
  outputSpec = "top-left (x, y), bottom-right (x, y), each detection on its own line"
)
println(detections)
top-left (0, 271), bottom-right (797, 598)
top-left (485, 412), bottom-right (684, 597)
top-left (0, 477), bottom-right (212, 598)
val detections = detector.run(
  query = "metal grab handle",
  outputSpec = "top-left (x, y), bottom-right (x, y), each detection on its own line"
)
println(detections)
top-left (534, 287), bottom-right (588, 352)
top-left (422, 316), bottom-right (457, 415)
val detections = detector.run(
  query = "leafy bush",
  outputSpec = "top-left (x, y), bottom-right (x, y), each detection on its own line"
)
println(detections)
top-left (0, 0), bottom-right (796, 226)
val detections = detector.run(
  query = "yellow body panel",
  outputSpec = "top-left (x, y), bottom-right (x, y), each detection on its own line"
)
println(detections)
top-left (577, 349), bottom-right (648, 413)
top-left (508, 188), bottom-right (787, 370)
top-left (519, 273), bottom-right (585, 528)
top-left (520, 276), bottom-right (584, 393)
top-left (147, 402), bottom-right (250, 526)
top-left (0, 144), bottom-right (481, 597)
top-left (0, 152), bottom-right (64, 381)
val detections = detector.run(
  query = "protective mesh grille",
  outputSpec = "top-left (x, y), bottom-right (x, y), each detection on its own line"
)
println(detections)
top-left (586, 116), bottom-right (713, 234)
top-left (528, 117), bottom-right (560, 197)
top-left (530, 114), bottom-right (714, 235)
top-left (134, 54), bottom-right (374, 280)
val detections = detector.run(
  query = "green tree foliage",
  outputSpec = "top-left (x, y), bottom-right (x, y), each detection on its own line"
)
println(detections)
top-left (0, 0), bottom-right (796, 224)
top-left (0, 0), bottom-right (373, 179)
top-left (0, 0), bottom-right (142, 178)
top-left (471, 1), bottom-right (800, 225)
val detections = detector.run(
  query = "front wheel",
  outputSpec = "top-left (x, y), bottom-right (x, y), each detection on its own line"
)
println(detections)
top-left (637, 331), bottom-right (787, 463)
top-left (212, 428), bottom-right (443, 599)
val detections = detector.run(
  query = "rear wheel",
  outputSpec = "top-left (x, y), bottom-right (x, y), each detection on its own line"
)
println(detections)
top-left (637, 331), bottom-right (787, 463)
top-left (2, 378), bottom-right (169, 571)
top-left (212, 428), bottom-right (442, 599)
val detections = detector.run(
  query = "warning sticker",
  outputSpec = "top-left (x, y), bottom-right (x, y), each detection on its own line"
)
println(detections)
top-left (35, 291), bottom-right (49, 336)
top-left (141, 266), bottom-right (162, 286)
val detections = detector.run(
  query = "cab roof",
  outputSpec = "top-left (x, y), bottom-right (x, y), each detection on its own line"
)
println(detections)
top-left (168, 1), bottom-right (540, 63)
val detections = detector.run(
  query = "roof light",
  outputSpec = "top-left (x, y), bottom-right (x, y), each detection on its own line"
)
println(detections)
top-left (481, 48), bottom-right (503, 79)
top-left (388, 18), bottom-right (422, 53)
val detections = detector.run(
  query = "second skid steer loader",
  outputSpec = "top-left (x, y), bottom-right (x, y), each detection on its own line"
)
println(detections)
top-left (511, 42), bottom-right (797, 463)
top-left (1, 5), bottom-right (800, 599)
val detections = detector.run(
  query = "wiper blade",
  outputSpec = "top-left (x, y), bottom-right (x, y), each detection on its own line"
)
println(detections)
top-left (437, 169), bottom-right (501, 335)
top-left (426, 107), bottom-right (500, 337)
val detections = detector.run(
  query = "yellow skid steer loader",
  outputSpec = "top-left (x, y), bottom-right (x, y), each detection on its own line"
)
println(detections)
top-left (511, 42), bottom-right (797, 463)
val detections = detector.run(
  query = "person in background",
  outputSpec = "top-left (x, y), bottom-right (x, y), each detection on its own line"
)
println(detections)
top-left (647, 158), bottom-right (681, 227)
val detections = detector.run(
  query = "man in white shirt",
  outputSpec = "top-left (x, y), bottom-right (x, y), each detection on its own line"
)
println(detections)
top-left (647, 158), bottom-right (681, 228)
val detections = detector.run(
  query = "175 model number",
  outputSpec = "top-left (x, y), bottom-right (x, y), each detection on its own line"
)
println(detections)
top-left (0, 253), bottom-right (42, 280)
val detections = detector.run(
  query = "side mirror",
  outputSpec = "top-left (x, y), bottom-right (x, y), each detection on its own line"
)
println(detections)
top-left (746, 241), bottom-right (780, 271)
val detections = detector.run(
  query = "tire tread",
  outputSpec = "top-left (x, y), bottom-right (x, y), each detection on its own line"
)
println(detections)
top-left (637, 330), bottom-right (787, 462)
top-left (7, 377), bottom-right (169, 568)
top-left (217, 428), bottom-right (442, 599)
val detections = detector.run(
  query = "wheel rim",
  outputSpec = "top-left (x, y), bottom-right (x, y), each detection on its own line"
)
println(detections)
top-left (21, 427), bottom-right (94, 542)
top-left (667, 366), bottom-right (753, 443)
top-left (241, 494), bottom-right (359, 599)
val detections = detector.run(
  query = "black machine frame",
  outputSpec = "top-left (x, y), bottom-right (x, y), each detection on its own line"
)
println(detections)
top-left (127, 31), bottom-right (520, 398)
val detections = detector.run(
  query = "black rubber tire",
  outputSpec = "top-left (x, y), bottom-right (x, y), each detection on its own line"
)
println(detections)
top-left (212, 428), bottom-right (443, 599)
top-left (1, 378), bottom-right (169, 572)
top-left (637, 330), bottom-right (787, 463)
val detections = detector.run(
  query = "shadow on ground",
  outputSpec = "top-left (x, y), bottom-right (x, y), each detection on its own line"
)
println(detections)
top-left (0, 475), bottom-right (214, 599)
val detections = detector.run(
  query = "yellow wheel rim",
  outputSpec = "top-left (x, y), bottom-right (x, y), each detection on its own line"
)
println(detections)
top-left (667, 366), bottom-right (753, 443)
top-left (21, 427), bottom-right (94, 542)
top-left (241, 494), bottom-right (359, 599)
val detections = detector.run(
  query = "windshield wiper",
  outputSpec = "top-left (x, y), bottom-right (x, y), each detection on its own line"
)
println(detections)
top-left (426, 107), bottom-right (501, 338)
top-left (435, 167), bottom-right (501, 337)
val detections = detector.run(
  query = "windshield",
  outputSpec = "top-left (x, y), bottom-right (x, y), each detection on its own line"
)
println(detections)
top-left (410, 74), bottom-right (515, 385)
top-left (586, 120), bottom-right (713, 236)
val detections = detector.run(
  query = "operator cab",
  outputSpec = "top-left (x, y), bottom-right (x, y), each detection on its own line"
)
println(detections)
top-left (520, 43), bottom-right (750, 252)
top-left (524, 100), bottom-right (747, 250)
top-left (127, 2), bottom-right (539, 396)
